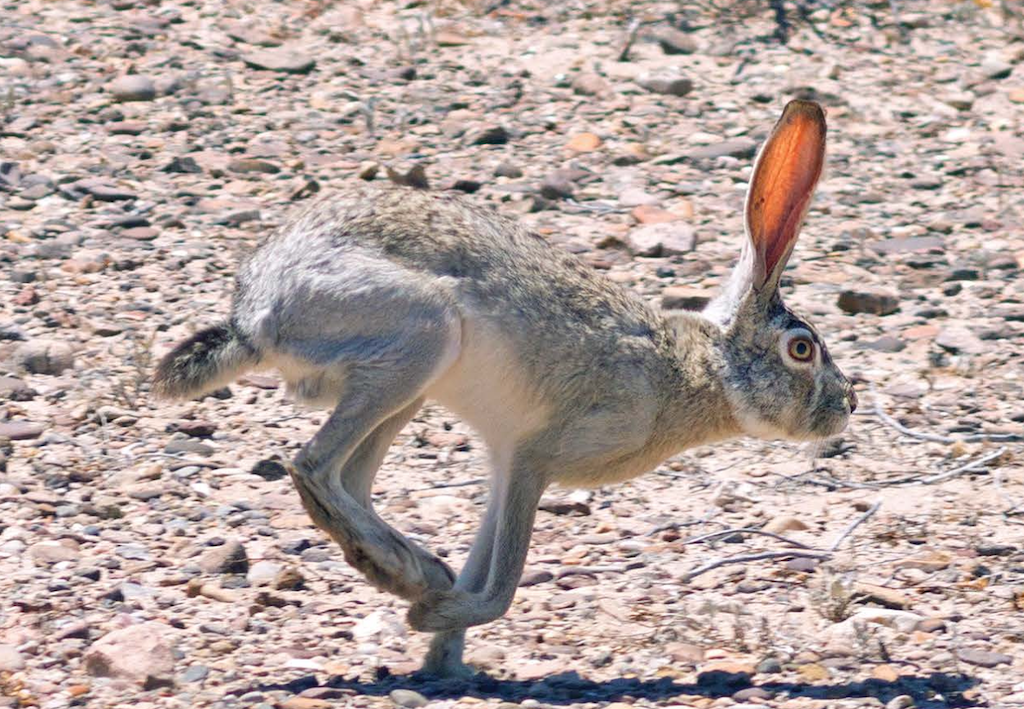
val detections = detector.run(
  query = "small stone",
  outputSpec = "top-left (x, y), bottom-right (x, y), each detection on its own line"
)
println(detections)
top-left (866, 336), bottom-right (906, 353)
top-left (519, 569), bottom-right (554, 587)
top-left (638, 72), bottom-right (694, 97)
top-left (275, 567), bottom-right (305, 590)
top-left (854, 583), bottom-right (912, 609)
top-left (493, 162), bottom-right (523, 179)
top-left (785, 556), bottom-right (820, 572)
top-left (733, 687), bottom-right (772, 702)
top-left (435, 30), bottom-right (470, 46)
top-left (107, 120), bottom-right (147, 135)
top-left (163, 157), bottom-right (202, 174)
top-left (956, 647), bottom-right (1012, 668)
top-left (198, 540), bottom-right (248, 575)
top-left (469, 125), bottom-right (509, 145)
top-left (247, 560), bottom-right (282, 587)
top-left (69, 178), bottom-right (137, 201)
top-left (175, 420), bottom-right (217, 438)
top-left (873, 664), bottom-right (900, 682)
top-left (763, 515), bottom-right (809, 533)
top-left (0, 376), bottom-right (34, 401)
top-left (571, 72), bottom-right (608, 96)
top-left (0, 645), bottom-right (25, 671)
top-left (389, 689), bottom-right (429, 708)
top-left (756, 656), bottom-right (782, 674)
top-left (0, 421), bottom-right (45, 440)
top-left (182, 664), bottom-right (209, 683)
top-left (280, 699), bottom-right (332, 709)
top-left (110, 74), bottom-right (157, 102)
top-left (935, 327), bottom-right (985, 355)
top-left (13, 339), bottom-right (75, 375)
top-left (684, 139), bottom-right (758, 161)
top-left (229, 158), bottom-right (280, 175)
top-left (164, 440), bottom-right (214, 456)
top-left (661, 286), bottom-right (712, 312)
top-left (837, 289), bottom-right (900, 315)
top-left (539, 174), bottom-right (574, 200)
top-left (797, 663), bottom-right (829, 681)
top-left (122, 227), bottom-right (158, 241)
top-left (627, 222), bottom-right (695, 257)
top-left (538, 497), bottom-right (591, 516)
top-left (566, 133), bottom-right (602, 152)
top-left (252, 458), bottom-right (288, 481)
top-left (653, 27), bottom-right (698, 54)
top-left (358, 161), bottom-right (379, 180)
top-left (84, 622), bottom-right (177, 683)
top-left (242, 49), bottom-right (316, 74)
top-left (981, 56), bottom-right (1013, 80)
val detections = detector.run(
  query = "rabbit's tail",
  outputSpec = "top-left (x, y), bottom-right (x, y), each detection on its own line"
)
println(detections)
top-left (152, 322), bottom-right (258, 399)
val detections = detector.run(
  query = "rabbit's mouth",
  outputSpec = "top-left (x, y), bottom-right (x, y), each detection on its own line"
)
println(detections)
top-left (804, 404), bottom-right (852, 441)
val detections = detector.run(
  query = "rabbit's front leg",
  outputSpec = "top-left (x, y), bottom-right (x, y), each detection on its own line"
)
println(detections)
top-left (408, 455), bottom-right (547, 632)
top-left (420, 469), bottom-right (504, 677)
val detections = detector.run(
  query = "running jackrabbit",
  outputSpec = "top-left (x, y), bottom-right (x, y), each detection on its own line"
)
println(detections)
top-left (154, 100), bottom-right (855, 677)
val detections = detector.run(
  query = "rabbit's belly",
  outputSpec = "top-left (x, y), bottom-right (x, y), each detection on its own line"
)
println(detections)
top-left (424, 321), bottom-right (551, 452)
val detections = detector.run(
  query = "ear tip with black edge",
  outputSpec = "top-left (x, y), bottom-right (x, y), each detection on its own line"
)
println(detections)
top-left (782, 99), bottom-right (826, 124)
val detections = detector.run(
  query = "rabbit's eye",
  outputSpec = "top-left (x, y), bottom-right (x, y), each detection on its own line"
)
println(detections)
top-left (788, 337), bottom-right (814, 362)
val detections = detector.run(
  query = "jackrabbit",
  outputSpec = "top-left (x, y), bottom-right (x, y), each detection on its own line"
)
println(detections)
top-left (154, 100), bottom-right (855, 677)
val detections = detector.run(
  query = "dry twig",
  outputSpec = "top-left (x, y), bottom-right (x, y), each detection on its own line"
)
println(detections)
top-left (681, 549), bottom-right (830, 582)
top-left (827, 501), bottom-right (881, 552)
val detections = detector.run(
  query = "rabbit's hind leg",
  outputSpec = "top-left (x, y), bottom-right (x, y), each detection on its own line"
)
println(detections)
top-left (287, 303), bottom-right (462, 602)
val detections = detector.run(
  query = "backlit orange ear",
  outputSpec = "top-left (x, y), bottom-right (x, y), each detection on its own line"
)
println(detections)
top-left (745, 100), bottom-right (826, 289)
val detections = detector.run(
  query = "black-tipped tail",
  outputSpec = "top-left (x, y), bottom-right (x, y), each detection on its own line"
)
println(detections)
top-left (152, 323), bottom-right (258, 399)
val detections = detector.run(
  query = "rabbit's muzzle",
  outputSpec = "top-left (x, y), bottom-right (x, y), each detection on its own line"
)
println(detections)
top-left (846, 386), bottom-right (858, 414)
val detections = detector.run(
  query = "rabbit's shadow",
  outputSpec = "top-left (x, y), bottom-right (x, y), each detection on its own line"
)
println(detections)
top-left (266, 668), bottom-right (982, 708)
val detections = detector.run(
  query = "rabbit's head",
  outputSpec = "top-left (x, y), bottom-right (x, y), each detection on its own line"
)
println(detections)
top-left (704, 100), bottom-right (856, 442)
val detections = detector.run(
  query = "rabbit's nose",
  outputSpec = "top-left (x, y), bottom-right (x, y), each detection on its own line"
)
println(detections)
top-left (846, 387), bottom-right (858, 414)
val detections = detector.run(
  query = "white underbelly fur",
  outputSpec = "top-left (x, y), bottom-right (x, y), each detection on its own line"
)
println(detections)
top-left (425, 318), bottom-right (551, 455)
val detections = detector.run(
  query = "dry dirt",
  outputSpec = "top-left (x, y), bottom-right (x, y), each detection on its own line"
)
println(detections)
top-left (1, 1), bottom-right (1023, 708)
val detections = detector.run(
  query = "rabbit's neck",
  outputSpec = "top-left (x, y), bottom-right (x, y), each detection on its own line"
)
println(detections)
top-left (654, 312), bottom-right (744, 454)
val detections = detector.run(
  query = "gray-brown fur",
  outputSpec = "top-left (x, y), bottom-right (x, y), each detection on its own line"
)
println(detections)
top-left (151, 323), bottom-right (257, 399)
top-left (153, 100), bottom-right (855, 677)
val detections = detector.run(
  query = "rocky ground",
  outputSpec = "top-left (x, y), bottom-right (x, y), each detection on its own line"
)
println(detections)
top-left (2, 0), bottom-right (1024, 707)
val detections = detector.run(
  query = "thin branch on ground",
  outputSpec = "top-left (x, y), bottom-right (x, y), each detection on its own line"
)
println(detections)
top-left (828, 501), bottom-right (881, 552)
top-left (682, 504), bottom-right (883, 582)
top-left (917, 447), bottom-right (1007, 484)
top-left (682, 550), bottom-right (830, 582)
top-left (682, 527), bottom-right (817, 550)
top-left (871, 388), bottom-right (1024, 444)
top-left (617, 17), bottom-right (642, 61)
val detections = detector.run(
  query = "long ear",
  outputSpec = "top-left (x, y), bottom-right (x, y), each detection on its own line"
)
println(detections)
top-left (744, 100), bottom-right (826, 295)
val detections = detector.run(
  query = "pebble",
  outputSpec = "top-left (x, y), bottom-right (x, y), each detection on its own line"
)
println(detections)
top-left (653, 27), bottom-right (698, 54)
top-left (242, 49), bottom-right (316, 74)
top-left (0, 644), bottom-right (25, 671)
top-left (956, 647), bottom-right (1012, 667)
top-left (389, 689), bottom-right (429, 708)
top-left (468, 125), bottom-right (509, 145)
top-left (109, 74), bottom-right (157, 101)
top-left (13, 339), bottom-right (75, 375)
top-left (661, 286), bottom-right (712, 311)
top-left (0, 421), bottom-right (45, 440)
top-left (83, 622), bottom-right (177, 683)
top-left (837, 289), bottom-right (900, 315)
top-left (637, 72), bottom-right (694, 96)
top-left (198, 539), bottom-right (249, 575)
top-left (627, 222), bottom-right (695, 257)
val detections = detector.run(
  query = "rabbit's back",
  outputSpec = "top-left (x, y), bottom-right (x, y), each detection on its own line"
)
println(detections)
top-left (236, 184), bottom-right (671, 364)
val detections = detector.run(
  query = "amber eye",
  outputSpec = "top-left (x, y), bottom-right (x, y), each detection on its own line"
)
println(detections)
top-left (788, 337), bottom-right (814, 362)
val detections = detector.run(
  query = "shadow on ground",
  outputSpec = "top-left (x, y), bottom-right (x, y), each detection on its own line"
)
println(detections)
top-left (259, 668), bottom-right (982, 708)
